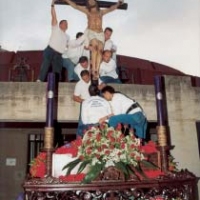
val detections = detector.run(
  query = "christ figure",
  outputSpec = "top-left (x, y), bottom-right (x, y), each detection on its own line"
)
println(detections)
top-left (62, 0), bottom-right (124, 79)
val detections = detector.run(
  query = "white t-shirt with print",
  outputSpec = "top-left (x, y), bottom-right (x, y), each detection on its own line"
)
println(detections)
top-left (81, 96), bottom-right (112, 124)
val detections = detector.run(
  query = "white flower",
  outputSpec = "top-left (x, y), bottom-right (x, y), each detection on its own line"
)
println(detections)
top-left (91, 157), bottom-right (100, 166)
top-left (105, 160), bottom-right (115, 168)
top-left (119, 154), bottom-right (127, 162)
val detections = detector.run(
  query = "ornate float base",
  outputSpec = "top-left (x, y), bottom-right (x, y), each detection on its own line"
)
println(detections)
top-left (23, 170), bottom-right (198, 200)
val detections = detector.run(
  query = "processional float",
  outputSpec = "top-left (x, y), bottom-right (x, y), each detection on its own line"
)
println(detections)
top-left (23, 72), bottom-right (198, 199)
top-left (23, 0), bottom-right (198, 199)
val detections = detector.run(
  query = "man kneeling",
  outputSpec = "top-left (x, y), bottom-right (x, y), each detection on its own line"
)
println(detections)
top-left (100, 85), bottom-right (147, 139)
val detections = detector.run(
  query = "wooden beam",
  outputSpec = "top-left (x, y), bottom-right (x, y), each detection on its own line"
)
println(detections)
top-left (55, 0), bottom-right (128, 10)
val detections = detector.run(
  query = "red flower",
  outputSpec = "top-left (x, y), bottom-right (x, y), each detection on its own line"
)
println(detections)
top-left (120, 142), bottom-right (126, 149)
top-left (107, 130), bottom-right (114, 138)
top-left (37, 152), bottom-right (46, 160)
top-left (96, 133), bottom-right (101, 142)
top-left (86, 148), bottom-right (92, 155)
top-left (79, 155), bottom-right (84, 160)
top-left (109, 136), bottom-right (115, 143)
top-left (72, 138), bottom-right (82, 147)
top-left (116, 123), bottom-right (122, 131)
top-left (97, 147), bottom-right (102, 152)
top-left (86, 139), bottom-right (91, 145)
top-left (95, 154), bottom-right (100, 159)
top-left (116, 138), bottom-right (121, 143)
top-left (87, 132), bottom-right (92, 137)
top-left (35, 163), bottom-right (46, 178)
top-left (130, 153), bottom-right (135, 157)
top-left (99, 123), bottom-right (106, 130)
top-left (102, 144), bottom-right (108, 149)
top-left (136, 156), bottom-right (141, 161)
top-left (75, 173), bottom-right (85, 181)
top-left (110, 145), bottom-right (114, 150)
top-left (141, 141), bottom-right (158, 154)
top-left (30, 152), bottom-right (46, 178)
top-left (105, 150), bottom-right (110, 155)
top-left (130, 144), bottom-right (135, 149)
top-left (119, 134), bottom-right (124, 139)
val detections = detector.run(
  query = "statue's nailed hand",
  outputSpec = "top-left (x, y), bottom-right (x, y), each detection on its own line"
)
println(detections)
top-left (52, 0), bottom-right (56, 4)
top-left (119, 0), bottom-right (124, 5)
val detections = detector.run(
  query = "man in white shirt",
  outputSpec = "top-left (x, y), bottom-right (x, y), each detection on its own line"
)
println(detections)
top-left (104, 27), bottom-right (117, 62)
top-left (73, 70), bottom-right (105, 103)
top-left (62, 32), bottom-right (89, 82)
top-left (37, 0), bottom-right (69, 82)
top-left (101, 86), bottom-right (147, 139)
top-left (99, 50), bottom-right (121, 84)
top-left (81, 85), bottom-right (112, 127)
top-left (74, 56), bottom-right (90, 80)
top-left (73, 70), bottom-right (91, 103)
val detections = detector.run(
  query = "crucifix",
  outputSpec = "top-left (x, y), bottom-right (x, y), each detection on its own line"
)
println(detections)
top-left (55, 0), bottom-right (128, 10)
top-left (55, 0), bottom-right (128, 83)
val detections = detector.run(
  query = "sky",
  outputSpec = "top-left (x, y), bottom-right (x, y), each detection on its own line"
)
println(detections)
top-left (0, 0), bottom-right (200, 77)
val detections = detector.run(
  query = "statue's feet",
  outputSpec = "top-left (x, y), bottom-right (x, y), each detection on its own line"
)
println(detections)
top-left (92, 70), bottom-right (99, 80)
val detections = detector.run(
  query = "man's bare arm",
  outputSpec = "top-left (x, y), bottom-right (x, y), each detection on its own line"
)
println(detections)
top-left (73, 95), bottom-right (84, 103)
top-left (98, 83), bottom-right (106, 90)
top-left (51, 0), bottom-right (58, 26)
top-left (99, 113), bottom-right (114, 124)
top-left (62, 0), bottom-right (88, 14)
top-left (102, 0), bottom-right (124, 15)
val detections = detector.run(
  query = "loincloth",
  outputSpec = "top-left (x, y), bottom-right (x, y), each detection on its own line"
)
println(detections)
top-left (84, 29), bottom-right (105, 46)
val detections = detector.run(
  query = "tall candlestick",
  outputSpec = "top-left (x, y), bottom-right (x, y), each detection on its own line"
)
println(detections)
top-left (46, 73), bottom-right (55, 127)
top-left (154, 75), bottom-right (168, 172)
top-left (44, 73), bottom-right (55, 177)
top-left (154, 76), bottom-right (165, 126)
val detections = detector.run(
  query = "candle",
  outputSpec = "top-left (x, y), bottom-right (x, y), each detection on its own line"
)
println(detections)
top-left (154, 76), bottom-right (165, 126)
top-left (46, 73), bottom-right (55, 127)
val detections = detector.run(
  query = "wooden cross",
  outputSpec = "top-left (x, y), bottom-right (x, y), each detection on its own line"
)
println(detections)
top-left (55, 0), bottom-right (128, 10)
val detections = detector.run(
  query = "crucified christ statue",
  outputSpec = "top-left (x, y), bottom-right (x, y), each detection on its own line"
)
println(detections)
top-left (62, 0), bottom-right (124, 80)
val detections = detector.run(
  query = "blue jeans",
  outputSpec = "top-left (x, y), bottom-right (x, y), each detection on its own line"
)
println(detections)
top-left (100, 76), bottom-right (121, 84)
top-left (63, 58), bottom-right (79, 81)
top-left (38, 46), bottom-right (62, 81)
top-left (108, 112), bottom-right (147, 138)
top-left (76, 103), bottom-right (98, 137)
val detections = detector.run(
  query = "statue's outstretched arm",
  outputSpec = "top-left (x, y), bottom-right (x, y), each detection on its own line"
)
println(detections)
top-left (102, 0), bottom-right (124, 15)
top-left (62, 0), bottom-right (88, 14)
top-left (51, 0), bottom-right (58, 26)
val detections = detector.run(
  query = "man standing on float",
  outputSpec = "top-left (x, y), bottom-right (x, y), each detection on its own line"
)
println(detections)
top-left (62, 0), bottom-right (124, 80)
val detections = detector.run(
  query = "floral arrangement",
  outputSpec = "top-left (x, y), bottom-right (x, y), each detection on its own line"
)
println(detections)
top-left (63, 124), bottom-right (159, 183)
top-left (30, 152), bottom-right (46, 178)
top-left (30, 124), bottom-right (178, 183)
